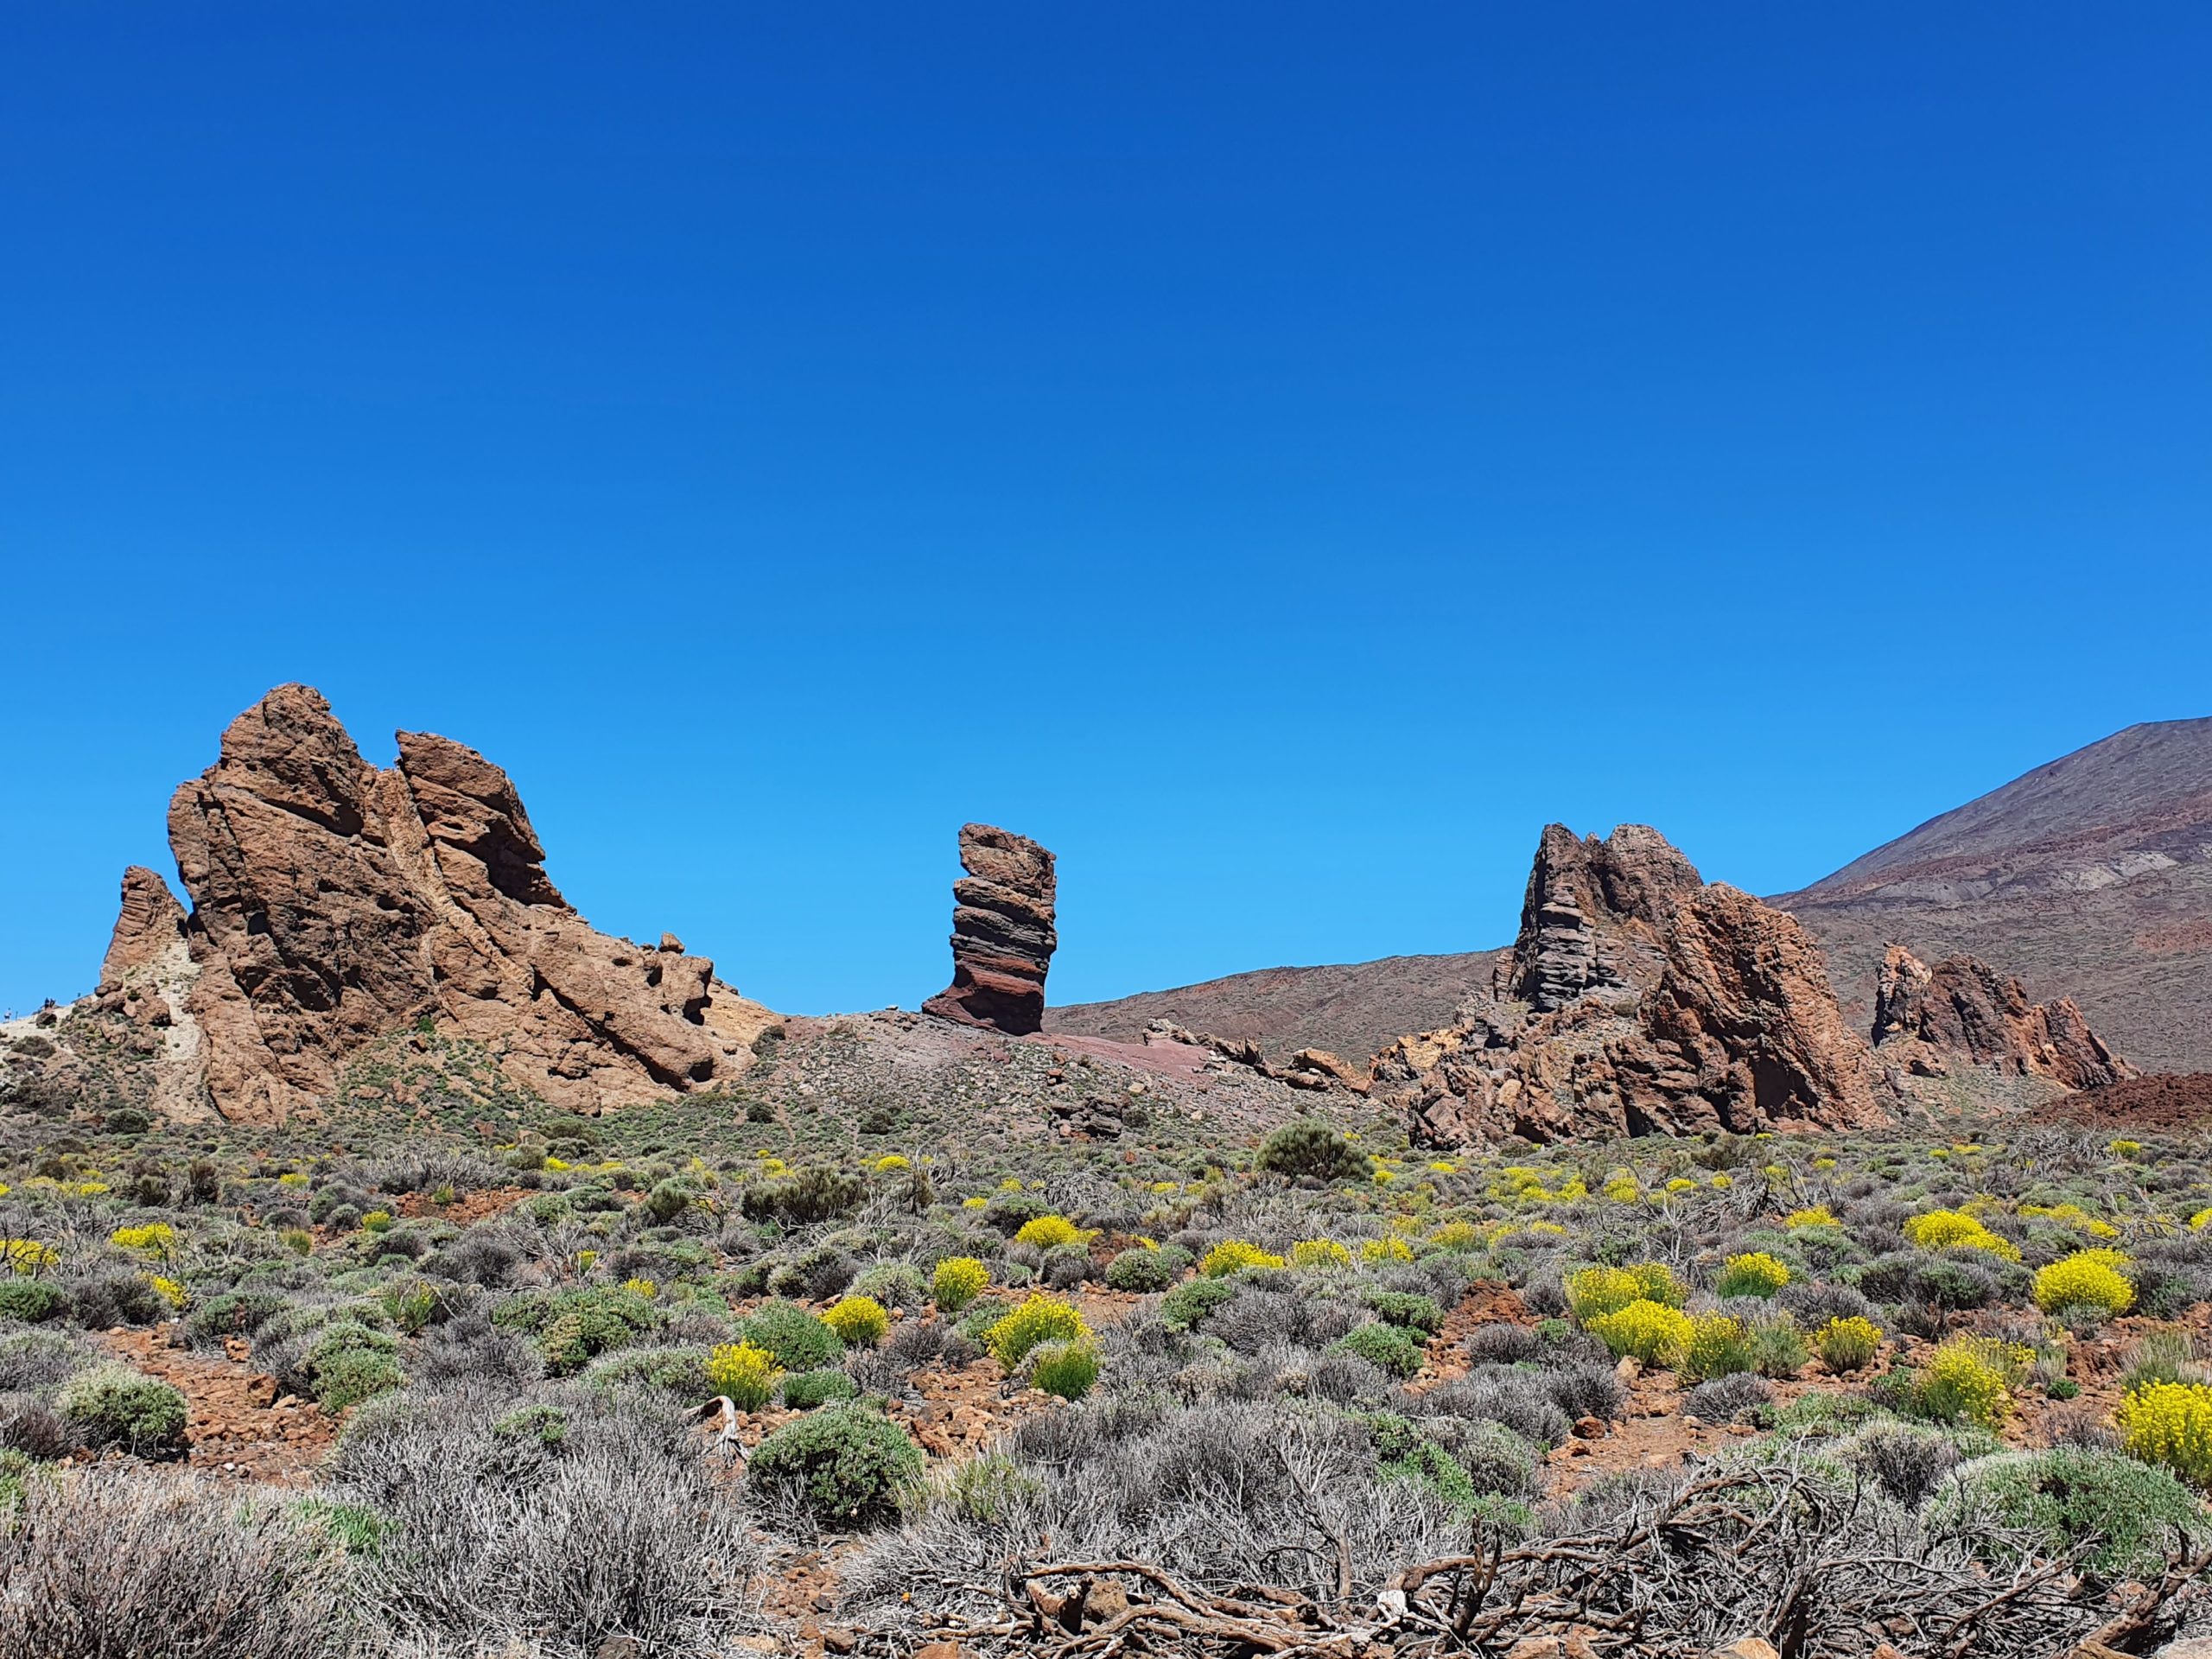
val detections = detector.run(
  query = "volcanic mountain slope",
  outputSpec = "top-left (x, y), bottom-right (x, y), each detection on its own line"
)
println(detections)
top-left (1773, 718), bottom-right (2212, 1074)
top-left (1045, 950), bottom-right (1507, 1071)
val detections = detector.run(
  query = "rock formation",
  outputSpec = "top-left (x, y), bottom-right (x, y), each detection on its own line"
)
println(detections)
top-left (1872, 944), bottom-right (2133, 1089)
top-left (98, 866), bottom-right (188, 989)
top-left (159, 684), bottom-right (775, 1122)
top-left (921, 824), bottom-right (1057, 1035)
top-left (1374, 825), bottom-right (1897, 1146)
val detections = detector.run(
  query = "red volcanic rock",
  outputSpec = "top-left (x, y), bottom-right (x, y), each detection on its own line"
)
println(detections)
top-left (1375, 825), bottom-right (1896, 1146)
top-left (98, 867), bottom-right (187, 990)
top-left (163, 684), bottom-right (772, 1122)
top-left (1872, 944), bottom-right (2133, 1090)
top-left (921, 824), bottom-right (1057, 1036)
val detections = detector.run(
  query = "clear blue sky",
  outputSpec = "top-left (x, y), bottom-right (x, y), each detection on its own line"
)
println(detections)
top-left (2, 5), bottom-right (2207, 1018)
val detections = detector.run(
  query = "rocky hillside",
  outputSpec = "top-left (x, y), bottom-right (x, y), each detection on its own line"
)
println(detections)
top-left (1046, 950), bottom-right (1506, 1071)
top-left (1774, 717), bottom-right (2212, 1073)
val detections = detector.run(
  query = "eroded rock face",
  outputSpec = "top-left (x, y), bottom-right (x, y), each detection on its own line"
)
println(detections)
top-left (921, 824), bottom-right (1057, 1035)
top-left (1375, 825), bottom-right (1896, 1146)
top-left (164, 684), bottom-right (774, 1122)
top-left (99, 867), bottom-right (188, 990)
top-left (1872, 944), bottom-right (2134, 1089)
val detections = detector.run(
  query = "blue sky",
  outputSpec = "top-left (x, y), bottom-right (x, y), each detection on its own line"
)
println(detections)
top-left (2, 5), bottom-right (2207, 1018)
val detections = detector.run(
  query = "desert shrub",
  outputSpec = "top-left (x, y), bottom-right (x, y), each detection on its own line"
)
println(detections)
top-left (1464, 1323), bottom-right (1541, 1366)
top-left (1684, 1371), bottom-right (1771, 1424)
top-left (986, 1295), bottom-right (1089, 1370)
top-left (329, 1388), bottom-right (759, 1653)
top-left (1903, 1209), bottom-right (2020, 1262)
top-left (1938, 1446), bottom-right (2209, 1580)
top-left (1013, 1214), bottom-right (1090, 1250)
top-left (1713, 1251), bottom-right (1789, 1299)
top-left (0, 1279), bottom-right (65, 1324)
top-left (1201, 1240), bottom-right (1286, 1278)
top-left (823, 1295), bottom-right (890, 1349)
top-left (747, 1405), bottom-right (922, 1528)
top-left (2121, 1327), bottom-right (2209, 1395)
top-left (1332, 1320), bottom-right (1426, 1379)
top-left (1290, 1237), bottom-right (1354, 1270)
top-left (414, 1310), bottom-right (539, 1389)
top-left (738, 1300), bottom-right (845, 1371)
top-left (2031, 1249), bottom-right (2134, 1319)
top-left (582, 1345), bottom-right (714, 1405)
top-left (705, 1340), bottom-right (782, 1409)
top-left (850, 1262), bottom-right (926, 1310)
top-left (65, 1267), bottom-right (165, 1328)
top-left (1030, 1340), bottom-right (1101, 1401)
top-left (1363, 1289), bottom-right (1444, 1334)
top-left (0, 1395), bottom-right (75, 1459)
top-left (1038, 1243), bottom-right (1091, 1289)
top-left (1840, 1421), bottom-right (1971, 1507)
top-left (1160, 1276), bottom-right (1236, 1332)
top-left (2117, 1380), bottom-right (2212, 1486)
top-left (1813, 1314), bottom-right (1884, 1372)
top-left (1681, 1313), bottom-right (1753, 1383)
top-left (766, 1243), bottom-right (856, 1301)
top-left (780, 1368), bottom-right (858, 1409)
top-left (1564, 1263), bottom-right (1683, 1323)
top-left (108, 1222), bottom-right (180, 1261)
top-left (1105, 1248), bottom-right (1175, 1291)
top-left (0, 1469), bottom-right (349, 1659)
top-left (493, 1285), bottom-right (661, 1376)
top-left (1256, 1120), bottom-right (1368, 1183)
top-left (1584, 1299), bottom-right (1691, 1366)
top-left (57, 1363), bottom-right (188, 1455)
top-left (742, 1165), bottom-right (866, 1225)
top-left (1747, 1316), bottom-right (1808, 1379)
top-left (931, 1256), bottom-right (990, 1312)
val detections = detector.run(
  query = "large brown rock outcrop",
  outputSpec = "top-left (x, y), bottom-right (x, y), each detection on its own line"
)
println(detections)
top-left (163, 684), bottom-right (774, 1122)
top-left (1375, 824), bottom-right (1896, 1146)
top-left (1872, 944), bottom-right (2134, 1089)
top-left (921, 824), bottom-right (1057, 1035)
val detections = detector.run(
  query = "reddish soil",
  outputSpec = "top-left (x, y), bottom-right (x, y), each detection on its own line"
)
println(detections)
top-left (393, 1184), bottom-right (531, 1225)
top-left (2030, 1071), bottom-right (2212, 1130)
top-left (97, 1323), bottom-right (340, 1484)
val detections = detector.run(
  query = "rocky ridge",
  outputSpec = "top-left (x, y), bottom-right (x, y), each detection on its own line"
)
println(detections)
top-left (1373, 825), bottom-right (1898, 1145)
top-left (147, 685), bottom-right (777, 1122)
top-left (1870, 944), bottom-right (2134, 1090)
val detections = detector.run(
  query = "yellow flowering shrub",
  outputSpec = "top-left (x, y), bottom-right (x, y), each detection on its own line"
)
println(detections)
top-left (1429, 1221), bottom-right (1481, 1251)
top-left (149, 1275), bottom-right (190, 1311)
top-left (1713, 1251), bottom-right (1790, 1298)
top-left (2119, 1381), bottom-right (2212, 1486)
top-left (1903, 1208), bottom-right (2021, 1262)
top-left (1290, 1238), bottom-right (1352, 1269)
top-left (1564, 1262), bottom-right (1685, 1323)
top-left (113, 1224), bottom-right (182, 1258)
top-left (1014, 1214), bottom-right (1093, 1250)
top-left (1784, 1205), bottom-right (1837, 1230)
top-left (823, 1295), bottom-right (890, 1348)
top-left (3, 1240), bottom-right (58, 1275)
top-left (622, 1277), bottom-right (657, 1300)
top-left (985, 1294), bottom-right (1089, 1370)
top-left (1601, 1175), bottom-right (1642, 1204)
top-left (1201, 1240), bottom-right (1285, 1277)
top-left (1812, 1315), bottom-right (1883, 1372)
top-left (931, 1256), bottom-right (988, 1313)
top-left (1360, 1237), bottom-right (1414, 1265)
top-left (1917, 1336), bottom-right (2028, 1429)
top-left (1681, 1313), bottom-right (1752, 1382)
top-left (1586, 1299), bottom-right (1693, 1366)
top-left (705, 1339), bottom-right (782, 1409)
top-left (873, 1154), bottom-right (910, 1173)
top-left (2032, 1249), bottom-right (2134, 1317)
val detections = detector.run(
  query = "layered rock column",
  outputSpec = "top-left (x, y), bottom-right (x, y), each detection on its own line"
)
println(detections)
top-left (921, 824), bottom-right (1057, 1035)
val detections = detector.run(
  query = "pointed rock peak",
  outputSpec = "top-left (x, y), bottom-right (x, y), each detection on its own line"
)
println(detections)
top-left (923, 823), bottom-right (1058, 1035)
top-left (204, 683), bottom-right (377, 838)
top-left (395, 729), bottom-right (563, 909)
top-left (99, 866), bottom-right (187, 989)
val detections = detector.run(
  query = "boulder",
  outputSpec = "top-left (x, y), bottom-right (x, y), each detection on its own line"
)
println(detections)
top-left (922, 824), bottom-right (1057, 1035)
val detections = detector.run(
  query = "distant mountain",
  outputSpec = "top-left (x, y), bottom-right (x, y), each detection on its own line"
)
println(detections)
top-left (1050, 719), bottom-right (2212, 1076)
top-left (1774, 718), bottom-right (2212, 1074)
top-left (1044, 950), bottom-right (1505, 1069)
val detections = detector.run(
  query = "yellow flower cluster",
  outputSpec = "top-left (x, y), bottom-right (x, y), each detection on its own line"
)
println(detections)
top-left (110, 1223), bottom-right (179, 1260)
top-left (1014, 1214), bottom-right (1094, 1250)
top-left (1290, 1238), bottom-right (1352, 1269)
top-left (2119, 1381), bottom-right (2212, 1486)
top-left (985, 1294), bottom-right (1089, 1370)
top-left (2031, 1249), bottom-right (2134, 1317)
top-left (1564, 1262), bottom-right (1684, 1323)
top-left (1201, 1240), bottom-right (1285, 1277)
top-left (1919, 1336), bottom-right (2029, 1429)
top-left (1586, 1299), bottom-right (1692, 1365)
top-left (1783, 1205), bottom-right (1837, 1230)
top-left (705, 1339), bottom-right (782, 1408)
top-left (1903, 1208), bottom-right (2021, 1262)
top-left (1360, 1237), bottom-right (1414, 1265)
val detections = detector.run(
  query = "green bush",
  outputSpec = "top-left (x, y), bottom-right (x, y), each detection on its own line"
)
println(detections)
top-left (741, 1166), bottom-right (866, 1225)
top-left (1936, 1447), bottom-right (2209, 1580)
top-left (1256, 1120), bottom-right (1369, 1183)
top-left (1332, 1321), bottom-right (1427, 1379)
top-left (738, 1300), bottom-right (845, 1371)
top-left (850, 1263), bottom-right (927, 1310)
top-left (0, 1281), bottom-right (65, 1324)
top-left (1363, 1290), bottom-right (1445, 1334)
top-left (747, 1406), bottom-right (922, 1528)
top-left (1029, 1340), bottom-right (1100, 1401)
top-left (57, 1363), bottom-right (188, 1455)
top-left (301, 1321), bottom-right (404, 1410)
top-left (493, 1285), bottom-right (663, 1376)
top-left (780, 1368), bottom-right (858, 1409)
top-left (581, 1345), bottom-right (714, 1404)
top-left (1105, 1248), bottom-right (1176, 1292)
top-left (1160, 1276), bottom-right (1236, 1332)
